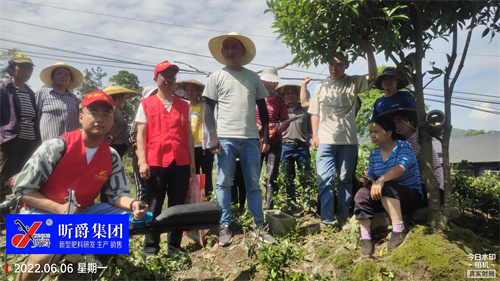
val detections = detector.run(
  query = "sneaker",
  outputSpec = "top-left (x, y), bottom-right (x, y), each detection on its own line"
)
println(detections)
top-left (249, 226), bottom-right (276, 244)
top-left (218, 225), bottom-right (233, 246)
top-left (387, 230), bottom-right (410, 250)
top-left (360, 239), bottom-right (374, 256)
top-left (65, 254), bottom-right (102, 267)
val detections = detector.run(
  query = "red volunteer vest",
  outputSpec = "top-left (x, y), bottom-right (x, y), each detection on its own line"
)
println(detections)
top-left (141, 95), bottom-right (190, 167)
top-left (39, 130), bottom-right (112, 209)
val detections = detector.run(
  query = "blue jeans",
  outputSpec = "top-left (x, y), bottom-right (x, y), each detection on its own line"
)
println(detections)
top-left (281, 144), bottom-right (311, 165)
top-left (216, 138), bottom-right (264, 226)
top-left (316, 144), bottom-right (358, 224)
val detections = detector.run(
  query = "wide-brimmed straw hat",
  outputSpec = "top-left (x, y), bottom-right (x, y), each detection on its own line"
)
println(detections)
top-left (103, 83), bottom-right (138, 99)
top-left (174, 79), bottom-right (205, 100)
top-left (40, 62), bottom-right (83, 90)
top-left (260, 68), bottom-right (281, 83)
top-left (208, 32), bottom-right (256, 66)
top-left (276, 84), bottom-right (301, 97)
top-left (141, 86), bottom-right (158, 99)
top-left (378, 108), bottom-right (417, 126)
top-left (374, 66), bottom-right (409, 90)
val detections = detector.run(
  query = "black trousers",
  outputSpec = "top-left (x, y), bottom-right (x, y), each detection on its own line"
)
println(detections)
top-left (144, 161), bottom-right (190, 253)
top-left (353, 181), bottom-right (423, 220)
top-left (194, 147), bottom-right (214, 199)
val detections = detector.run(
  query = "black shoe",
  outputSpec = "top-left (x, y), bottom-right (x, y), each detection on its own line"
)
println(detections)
top-left (360, 239), bottom-right (374, 256)
top-left (167, 245), bottom-right (184, 256)
top-left (387, 230), bottom-right (409, 250)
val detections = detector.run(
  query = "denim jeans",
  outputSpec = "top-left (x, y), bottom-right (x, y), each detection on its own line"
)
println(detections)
top-left (316, 144), bottom-right (358, 224)
top-left (216, 138), bottom-right (264, 226)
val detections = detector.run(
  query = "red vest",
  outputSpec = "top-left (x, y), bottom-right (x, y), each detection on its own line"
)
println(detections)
top-left (39, 130), bottom-right (112, 210)
top-left (141, 95), bottom-right (190, 167)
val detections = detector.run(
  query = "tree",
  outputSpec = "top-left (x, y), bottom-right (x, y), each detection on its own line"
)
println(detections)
top-left (0, 48), bottom-right (21, 82)
top-left (76, 66), bottom-right (107, 99)
top-left (108, 70), bottom-right (143, 124)
top-left (266, 0), bottom-right (499, 229)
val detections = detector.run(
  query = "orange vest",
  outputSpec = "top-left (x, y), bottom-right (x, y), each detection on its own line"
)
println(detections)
top-left (141, 95), bottom-right (190, 167)
top-left (39, 130), bottom-right (112, 210)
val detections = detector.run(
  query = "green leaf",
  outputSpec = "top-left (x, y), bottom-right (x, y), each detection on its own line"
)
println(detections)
top-left (482, 27), bottom-right (490, 38)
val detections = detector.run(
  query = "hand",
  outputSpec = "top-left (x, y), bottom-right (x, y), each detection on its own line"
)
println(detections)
top-left (360, 37), bottom-right (373, 51)
top-left (363, 176), bottom-right (374, 189)
top-left (311, 137), bottom-right (319, 151)
top-left (302, 77), bottom-right (311, 86)
top-left (211, 144), bottom-right (222, 155)
top-left (139, 161), bottom-right (151, 180)
top-left (131, 201), bottom-right (148, 221)
top-left (104, 134), bottom-right (114, 143)
top-left (59, 201), bottom-right (80, 214)
top-left (370, 178), bottom-right (384, 201)
top-left (261, 143), bottom-right (270, 153)
top-left (190, 162), bottom-right (196, 177)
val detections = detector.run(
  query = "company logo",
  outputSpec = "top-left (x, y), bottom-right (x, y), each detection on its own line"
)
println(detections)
top-left (11, 219), bottom-right (50, 248)
top-left (94, 169), bottom-right (109, 181)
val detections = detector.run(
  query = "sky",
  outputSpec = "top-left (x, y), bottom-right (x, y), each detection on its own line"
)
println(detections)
top-left (1, 0), bottom-right (499, 131)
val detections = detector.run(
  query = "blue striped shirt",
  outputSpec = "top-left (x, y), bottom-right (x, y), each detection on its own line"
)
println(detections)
top-left (367, 140), bottom-right (422, 193)
top-left (35, 86), bottom-right (80, 141)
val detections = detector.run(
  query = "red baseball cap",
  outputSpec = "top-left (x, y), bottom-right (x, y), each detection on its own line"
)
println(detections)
top-left (154, 61), bottom-right (179, 78)
top-left (82, 90), bottom-right (114, 111)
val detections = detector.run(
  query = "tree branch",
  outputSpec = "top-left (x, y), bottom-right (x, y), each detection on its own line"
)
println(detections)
top-left (174, 61), bottom-right (212, 77)
top-left (450, 20), bottom-right (475, 92)
top-left (256, 62), bottom-right (293, 73)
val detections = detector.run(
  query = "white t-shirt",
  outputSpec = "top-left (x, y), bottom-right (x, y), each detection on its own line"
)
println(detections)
top-left (134, 95), bottom-right (172, 124)
top-left (202, 67), bottom-right (268, 139)
top-left (308, 75), bottom-right (372, 145)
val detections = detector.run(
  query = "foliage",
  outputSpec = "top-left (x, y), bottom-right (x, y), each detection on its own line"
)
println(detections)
top-left (253, 239), bottom-right (307, 281)
top-left (266, 1), bottom-right (498, 67)
top-left (464, 129), bottom-right (499, 137)
top-left (76, 67), bottom-right (107, 99)
top-left (109, 70), bottom-right (144, 124)
top-left (451, 168), bottom-right (500, 219)
top-left (0, 48), bottom-right (20, 82)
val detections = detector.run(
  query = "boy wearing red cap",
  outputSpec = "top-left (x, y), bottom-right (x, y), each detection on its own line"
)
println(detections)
top-left (13, 90), bottom-right (148, 281)
top-left (135, 61), bottom-right (195, 256)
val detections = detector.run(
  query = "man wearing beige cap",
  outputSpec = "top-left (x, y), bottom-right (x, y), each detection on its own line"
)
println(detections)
top-left (203, 32), bottom-right (275, 246)
top-left (36, 62), bottom-right (84, 141)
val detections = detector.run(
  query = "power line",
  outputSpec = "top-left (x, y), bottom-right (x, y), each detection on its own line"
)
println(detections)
top-left (425, 98), bottom-right (500, 115)
top-left (424, 93), bottom-right (500, 105)
top-left (426, 87), bottom-right (500, 99)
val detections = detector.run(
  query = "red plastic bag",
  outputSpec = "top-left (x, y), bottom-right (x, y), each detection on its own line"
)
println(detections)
top-left (184, 174), bottom-right (206, 246)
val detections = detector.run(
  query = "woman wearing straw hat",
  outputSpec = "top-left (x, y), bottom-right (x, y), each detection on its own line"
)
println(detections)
top-left (256, 68), bottom-right (290, 210)
top-left (0, 54), bottom-right (40, 210)
top-left (103, 83), bottom-right (138, 158)
top-left (175, 79), bottom-right (215, 199)
top-left (372, 66), bottom-right (415, 118)
top-left (36, 62), bottom-right (84, 142)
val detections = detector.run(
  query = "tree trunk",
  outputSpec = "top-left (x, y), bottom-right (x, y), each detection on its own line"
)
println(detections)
top-left (414, 2), bottom-right (446, 230)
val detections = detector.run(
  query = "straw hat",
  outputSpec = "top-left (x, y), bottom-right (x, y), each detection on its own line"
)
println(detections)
top-left (260, 68), bottom-right (281, 83)
top-left (174, 79), bottom-right (205, 100)
top-left (103, 83), bottom-right (138, 99)
top-left (374, 66), bottom-right (409, 90)
top-left (40, 62), bottom-right (83, 90)
top-left (141, 86), bottom-right (158, 99)
top-left (276, 84), bottom-right (301, 97)
top-left (208, 32), bottom-right (256, 66)
top-left (378, 108), bottom-right (417, 126)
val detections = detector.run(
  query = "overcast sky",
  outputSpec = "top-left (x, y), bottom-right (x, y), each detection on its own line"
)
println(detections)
top-left (1, 0), bottom-right (498, 131)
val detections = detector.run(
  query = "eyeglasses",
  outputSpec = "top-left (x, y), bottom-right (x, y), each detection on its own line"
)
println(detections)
top-left (84, 111), bottom-right (113, 120)
top-left (158, 73), bottom-right (176, 80)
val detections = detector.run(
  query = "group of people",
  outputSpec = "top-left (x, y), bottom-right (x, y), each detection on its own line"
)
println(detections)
top-left (1, 30), bottom-right (445, 280)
